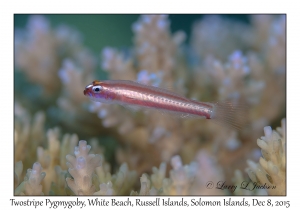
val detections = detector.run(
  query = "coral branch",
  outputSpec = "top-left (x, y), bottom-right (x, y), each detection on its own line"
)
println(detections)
top-left (246, 119), bottom-right (286, 195)
top-left (66, 140), bottom-right (102, 195)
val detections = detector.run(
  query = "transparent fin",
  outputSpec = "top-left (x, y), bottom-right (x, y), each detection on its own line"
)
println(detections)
top-left (210, 101), bottom-right (249, 130)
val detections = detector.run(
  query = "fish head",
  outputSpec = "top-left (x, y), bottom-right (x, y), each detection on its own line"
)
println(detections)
top-left (84, 80), bottom-right (106, 101)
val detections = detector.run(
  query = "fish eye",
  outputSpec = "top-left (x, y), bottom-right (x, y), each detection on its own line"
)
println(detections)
top-left (92, 86), bottom-right (102, 93)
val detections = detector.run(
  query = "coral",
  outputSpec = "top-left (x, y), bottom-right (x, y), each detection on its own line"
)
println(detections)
top-left (131, 151), bottom-right (225, 195)
top-left (14, 102), bottom-right (45, 171)
top-left (14, 161), bottom-right (23, 187)
top-left (15, 15), bottom-right (101, 138)
top-left (246, 119), bottom-right (286, 195)
top-left (94, 181), bottom-right (114, 195)
top-left (66, 140), bottom-right (102, 195)
top-left (37, 128), bottom-right (60, 193)
top-left (109, 163), bottom-right (137, 195)
top-left (15, 162), bottom-right (46, 195)
top-left (14, 14), bottom-right (285, 196)
top-left (232, 170), bottom-right (267, 195)
top-left (13, 109), bottom-right (285, 196)
top-left (15, 16), bottom-right (61, 94)
top-left (191, 15), bottom-right (252, 61)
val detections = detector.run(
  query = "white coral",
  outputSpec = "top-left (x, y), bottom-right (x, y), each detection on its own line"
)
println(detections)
top-left (94, 181), bottom-right (115, 195)
top-left (151, 162), bottom-right (166, 189)
top-left (15, 162), bottom-right (46, 195)
top-left (246, 119), bottom-right (286, 195)
top-left (66, 140), bottom-right (102, 195)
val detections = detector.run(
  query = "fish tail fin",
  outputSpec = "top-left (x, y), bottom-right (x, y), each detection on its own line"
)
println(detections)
top-left (210, 101), bottom-right (249, 130)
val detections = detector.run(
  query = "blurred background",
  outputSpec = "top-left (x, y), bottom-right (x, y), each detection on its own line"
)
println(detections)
top-left (15, 15), bottom-right (250, 52)
top-left (14, 14), bottom-right (285, 195)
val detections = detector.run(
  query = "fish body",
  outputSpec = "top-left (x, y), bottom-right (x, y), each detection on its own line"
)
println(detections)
top-left (84, 80), bottom-right (246, 129)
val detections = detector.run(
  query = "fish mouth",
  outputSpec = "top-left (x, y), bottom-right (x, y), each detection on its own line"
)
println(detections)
top-left (84, 84), bottom-right (93, 95)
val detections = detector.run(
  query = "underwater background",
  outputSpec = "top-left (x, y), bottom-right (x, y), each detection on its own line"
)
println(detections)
top-left (14, 14), bottom-right (286, 195)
